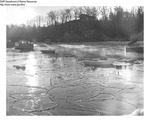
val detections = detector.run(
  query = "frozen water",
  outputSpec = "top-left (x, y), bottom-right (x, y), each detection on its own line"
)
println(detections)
top-left (6, 43), bottom-right (143, 116)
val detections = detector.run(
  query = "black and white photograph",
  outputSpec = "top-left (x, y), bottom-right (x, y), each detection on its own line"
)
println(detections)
top-left (5, 4), bottom-right (144, 117)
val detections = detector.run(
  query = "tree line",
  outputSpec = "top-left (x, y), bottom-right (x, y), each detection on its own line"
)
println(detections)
top-left (7, 6), bottom-right (144, 43)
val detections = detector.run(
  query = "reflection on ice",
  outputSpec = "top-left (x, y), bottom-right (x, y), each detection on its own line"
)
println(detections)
top-left (25, 76), bottom-right (39, 87)
top-left (117, 67), bottom-right (133, 81)
top-left (24, 53), bottom-right (40, 88)
top-left (25, 53), bottom-right (37, 75)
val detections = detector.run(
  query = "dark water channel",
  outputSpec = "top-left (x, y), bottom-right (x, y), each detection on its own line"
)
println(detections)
top-left (6, 43), bottom-right (144, 116)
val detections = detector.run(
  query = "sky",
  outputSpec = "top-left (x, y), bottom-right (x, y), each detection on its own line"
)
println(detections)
top-left (6, 6), bottom-right (71, 25)
top-left (6, 6), bottom-right (136, 25)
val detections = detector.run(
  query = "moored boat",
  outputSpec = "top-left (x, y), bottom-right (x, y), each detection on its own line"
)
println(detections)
top-left (113, 61), bottom-right (131, 69)
top-left (15, 40), bottom-right (34, 50)
top-left (126, 46), bottom-right (143, 53)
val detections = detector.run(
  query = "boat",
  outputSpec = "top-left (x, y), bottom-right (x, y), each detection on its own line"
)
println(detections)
top-left (82, 59), bottom-right (114, 68)
top-left (126, 46), bottom-right (143, 53)
top-left (15, 40), bottom-right (34, 50)
top-left (40, 49), bottom-right (55, 54)
top-left (113, 61), bottom-right (131, 69)
top-left (126, 33), bottom-right (143, 53)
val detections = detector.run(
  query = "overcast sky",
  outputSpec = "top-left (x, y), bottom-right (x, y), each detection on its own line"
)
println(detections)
top-left (6, 6), bottom-right (136, 25)
top-left (6, 6), bottom-right (71, 25)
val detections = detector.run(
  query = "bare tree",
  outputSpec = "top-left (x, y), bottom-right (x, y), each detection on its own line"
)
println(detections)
top-left (47, 11), bottom-right (57, 25)
top-left (55, 11), bottom-right (60, 24)
top-left (44, 16), bottom-right (51, 26)
top-left (35, 16), bottom-right (44, 27)
top-left (98, 6), bottom-right (109, 20)
top-left (64, 8), bottom-right (72, 22)
top-left (83, 6), bottom-right (92, 16)
top-left (78, 6), bottom-right (85, 15)
top-left (26, 20), bottom-right (33, 27)
top-left (26, 18), bottom-right (38, 27)
top-left (59, 10), bottom-right (66, 23)
top-left (90, 7), bottom-right (98, 19)
top-left (72, 7), bottom-right (80, 20)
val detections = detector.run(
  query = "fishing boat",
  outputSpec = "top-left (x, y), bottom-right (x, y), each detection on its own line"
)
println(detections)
top-left (15, 40), bottom-right (34, 50)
